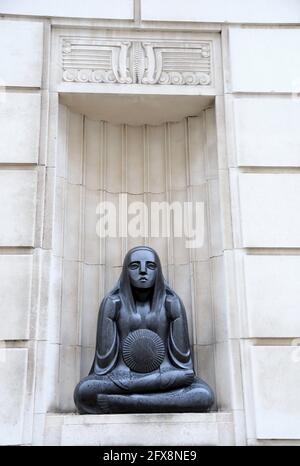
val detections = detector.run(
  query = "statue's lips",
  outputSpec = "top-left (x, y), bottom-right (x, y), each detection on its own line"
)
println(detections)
top-left (139, 277), bottom-right (148, 281)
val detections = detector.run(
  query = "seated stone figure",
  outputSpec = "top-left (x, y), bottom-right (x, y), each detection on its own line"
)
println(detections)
top-left (74, 246), bottom-right (214, 414)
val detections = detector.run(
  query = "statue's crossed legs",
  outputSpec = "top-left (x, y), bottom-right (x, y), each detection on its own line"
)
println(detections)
top-left (74, 369), bottom-right (214, 414)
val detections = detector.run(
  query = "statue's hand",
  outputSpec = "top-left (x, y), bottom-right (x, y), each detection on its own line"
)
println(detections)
top-left (165, 295), bottom-right (181, 321)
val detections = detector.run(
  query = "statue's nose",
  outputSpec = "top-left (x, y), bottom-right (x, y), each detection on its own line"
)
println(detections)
top-left (139, 262), bottom-right (147, 274)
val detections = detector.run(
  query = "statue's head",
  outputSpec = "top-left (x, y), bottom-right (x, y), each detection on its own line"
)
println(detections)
top-left (117, 246), bottom-right (167, 314)
top-left (127, 247), bottom-right (157, 289)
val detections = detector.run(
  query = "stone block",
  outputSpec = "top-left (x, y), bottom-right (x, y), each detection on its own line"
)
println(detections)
top-left (83, 188), bottom-right (101, 265)
top-left (204, 107), bottom-right (218, 178)
top-left (81, 264), bottom-right (100, 348)
top-left (244, 255), bottom-right (300, 337)
top-left (187, 116), bottom-right (206, 186)
top-left (215, 340), bottom-right (244, 411)
top-left (0, 255), bottom-right (32, 340)
top-left (169, 120), bottom-right (188, 191)
top-left (33, 341), bottom-right (60, 413)
top-left (234, 97), bottom-right (300, 167)
top-left (60, 260), bottom-right (81, 347)
top-left (188, 184), bottom-right (209, 262)
top-left (0, 170), bottom-right (37, 247)
top-left (238, 173), bottom-right (300, 247)
top-left (193, 344), bottom-right (216, 401)
top-left (84, 118), bottom-right (102, 191)
top-left (141, 0), bottom-right (300, 23)
top-left (47, 256), bottom-right (63, 344)
top-left (80, 346), bottom-right (94, 380)
top-left (58, 345), bottom-right (81, 412)
top-left (103, 121), bottom-right (123, 192)
top-left (67, 112), bottom-right (83, 185)
top-left (193, 261), bottom-right (214, 345)
top-left (0, 349), bottom-right (28, 445)
top-left (0, 92), bottom-right (41, 163)
top-left (126, 125), bottom-right (145, 194)
top-left (211, 256), bottom-right (227, 343)
top-left (56, 105), bottom-right (68, 179)
top-left (251, 346), bottom-right (300, 439)
top-left (214, 341), bottom-right (231, 410)
top-left (229, 28), bottom-right (300, 92)
top-left (63, 183), bottom-right (83, 261)
top-left (0, 20), bottom-right (43, 87)
top-left (148, 124), bottom-right (168, 193)
top-left (0, 1), bottom-right (134, 19)
top-left (52, 177), bottom-right (65, 258)
top-left (208, 179), bottom-right (222, 257)
top-left (44, 412), bottom-right (234, 446)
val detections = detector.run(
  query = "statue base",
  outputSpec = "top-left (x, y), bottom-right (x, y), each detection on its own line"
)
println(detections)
top-left (43, 412), bottom-right (234, 446)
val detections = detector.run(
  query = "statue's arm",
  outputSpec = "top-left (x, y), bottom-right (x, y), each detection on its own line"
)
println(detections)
top-left (166, 294), bottom-right (193, 370)
top-left (90, 295), bottom-right (121, 376)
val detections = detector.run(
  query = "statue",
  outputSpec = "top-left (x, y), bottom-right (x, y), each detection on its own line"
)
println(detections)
top-left (74, 246), bottom-right (214, 413)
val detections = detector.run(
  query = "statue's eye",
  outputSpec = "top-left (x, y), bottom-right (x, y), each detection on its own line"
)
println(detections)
top-left (129, 262), bottom-right (139, 270)
top-left (147, 262), bottom-right (157, 270)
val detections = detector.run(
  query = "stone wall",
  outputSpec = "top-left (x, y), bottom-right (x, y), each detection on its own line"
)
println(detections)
top-left (0, 19), bottom-right (45, 445)
top-left (225, 26), bottom-right (300, 443)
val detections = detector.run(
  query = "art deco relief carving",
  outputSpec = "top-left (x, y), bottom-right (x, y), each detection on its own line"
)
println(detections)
top-left (140, 42), bottom-right (211, 85)
top-left (62, 38), bottom-right (212, 86)
top-left (62, 40), bottom-right (133, 84)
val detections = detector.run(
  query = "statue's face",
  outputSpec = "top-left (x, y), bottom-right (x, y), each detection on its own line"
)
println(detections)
top-left (128, 249), bottom-right (157, 289)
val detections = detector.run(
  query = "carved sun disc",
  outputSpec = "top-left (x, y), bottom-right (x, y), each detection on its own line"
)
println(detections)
top-left (122, 329), bottom-right (165, 373)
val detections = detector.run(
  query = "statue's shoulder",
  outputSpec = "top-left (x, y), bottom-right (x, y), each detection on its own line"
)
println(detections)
top-left (106, 292), bottom-right (121, 306)
top-left (165, 289), bottom-right (181, 306)
top-left (165, 288), bottom-right (187, 320)
top-left (100, 291), bottom-right (121, 316)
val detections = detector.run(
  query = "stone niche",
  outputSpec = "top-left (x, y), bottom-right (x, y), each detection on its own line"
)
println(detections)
top-left (54, 93), bottom-right (222, 406)
top-left (45, 28), bottom-right (232, 444)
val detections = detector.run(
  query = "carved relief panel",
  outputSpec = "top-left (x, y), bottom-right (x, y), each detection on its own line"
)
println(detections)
top-left (61, 37), bottom-right (213, 86)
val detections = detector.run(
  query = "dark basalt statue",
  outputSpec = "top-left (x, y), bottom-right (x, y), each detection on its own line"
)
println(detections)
top-left (74, 246), bottom-right (214, 414)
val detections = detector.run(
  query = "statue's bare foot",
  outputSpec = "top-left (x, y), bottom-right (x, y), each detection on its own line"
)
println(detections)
top-left (160, 369), bottom-right (194, 390)
top-left (97, 394), bottom-right (110, 414)
top-left (183, 370), bottom-right (195, 386)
